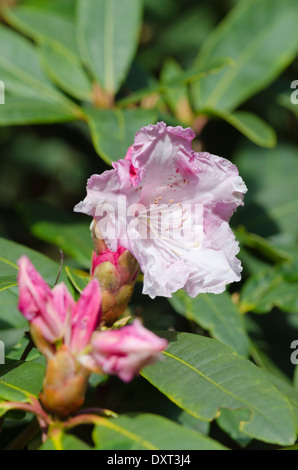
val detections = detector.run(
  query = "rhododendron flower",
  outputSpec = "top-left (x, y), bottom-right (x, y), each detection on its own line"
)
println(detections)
top-left (89, 319), bottom-right (168, 383)
top-left (17, 256), bottom-right (101, 356)
top-left (75, 122), bottom-right (247, 298)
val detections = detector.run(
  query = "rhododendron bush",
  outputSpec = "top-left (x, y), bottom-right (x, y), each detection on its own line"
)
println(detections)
top-left (1, 0), bottom-right (298, 452)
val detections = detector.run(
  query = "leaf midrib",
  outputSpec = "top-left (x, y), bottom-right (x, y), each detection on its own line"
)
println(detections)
top-left (163, 349), bottom-right (292, 440)
top-left (0, 55), bottom-right (76, 112)
top-left (204, 5), bottom-right (293, 109)
top-left (96, 418), bottom-right (158, 450)
top-left (104, 0), bottom-right (114, 93)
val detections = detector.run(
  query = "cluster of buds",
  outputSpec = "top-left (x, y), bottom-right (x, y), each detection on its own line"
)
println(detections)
top-left (90, 220), bottom-right (139, 326)
top-left (17, 255), bottom-right (167, 419)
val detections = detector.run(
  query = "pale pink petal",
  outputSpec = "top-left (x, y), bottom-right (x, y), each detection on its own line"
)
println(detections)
top-left (70, 280), bottom-right (101, 353)
top-left (75, 122), bottom-right (247, 299)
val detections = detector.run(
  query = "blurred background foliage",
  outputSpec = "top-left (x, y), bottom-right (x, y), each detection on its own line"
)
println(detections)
top-left (1, 0), bottom-right (298, 450)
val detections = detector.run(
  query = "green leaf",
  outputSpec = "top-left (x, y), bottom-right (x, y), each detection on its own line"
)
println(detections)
top-left (294, 365), bottom-right (298, 391)
top-left (278, 92), bottom-right (298, 118)
top-left (93, 413), bottom-right (227, 450)
top-left (0, 96), bottom-right (76, 126)
top-left (207, 110), bottom-right (277, 148)
top-left (39, 43), bottom-right (93, 102)
top-left (0, 25), bottom-right (80, 118)
top-left (77, 0), bottom-right (143, 94)
top-left (160, 58), bottom-right (189, 118)
top-left (86, 108), bottom-right (157, 164)
top-left (240, 267), bottom-right (298, 314)
top-left (29, 219), bottom-right (92, 270)
top-left (264, 372), bottom-right (298, 432)
top-left (118, 57), bottom-right (231, 108)
top-left (166, 57), bottom-right (233, 88)
top-left (192, 0), bottom-right (298, 112)
top-left (2, 2), bottom-right (93, 102)
top-left (236, 228), bottom-right (292, 264)
top-left (0, 237), bottom-right (72, 348)
top-left (65, 267), bottom-right (90, 293)
top-left (250, 342), bottom-right (292, 384)
top-left (142, 332), bottom-right (296, 446)
top-left (0, 276), bottom-right (18, 292)
top-left (233, 143), bottom-right (298, 244)
top-left (0, 237), bottom-right (71, 289)
top-left (40, 433), bottom-right (92, 450)
top-left (19, 203), bottom-right (92, 270)
top-left (169, 291), bottom-right (250, 357)
top-left (0, 360), bottom-right (45, 402)
top-left (216, 408), bottom-right (252, 447)
top-left (2, 3), bottom-right (79, 58)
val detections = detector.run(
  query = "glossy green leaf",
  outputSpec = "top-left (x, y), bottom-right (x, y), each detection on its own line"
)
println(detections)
top-left (240, 267), bottom-right (298, 314)
top-left (93, 413), bottom-right (227, 450)
top-left (0, 276), bottom-right (17, 292)
top-left (294, 365), bottom-right (298, 391)
top-left (208, 110), bottom-right (277, 148)
top-left (77, 0), bottom-right (143, 94)
top-left (169, 291), bottom-right (250, 357)
top-left (65, 267), bottom-right (90, 293)
top-left (236, 228), bottom-right (292, 264)
top-left (0, 360), bottom-right (45, 402)
top-left (160, 59), bottom-right (189, 118)
top-left (0, 97), bottom-right (76, 126)
top-left (86, 108), bottom-right (157, 164)
top-left (118, 57), bottom-right (231, 108)
top-left (233, 144), bottom-right (298, 244)
top-left (278, 92), bottom-right (298, 118)
top-left (39, 43), bottom-right (93, 102)
top-left (0, 237), bottom-right (72, 348)
top-left (142, 332), bottom-right (296, 446)
top-left (2, 3), bottom-right (79, 58)
top-left (0, 237), bottom-right (70, 289)
top-left (29, 219), bottom-right (92, 270)
top-left (192, 0), bottom-right (298, 112)
top-left (0, 25), bottom-right (80, 119)
top-left (216, 408), bottom-right (252, 447)
top-left (264, 372), bottom-right (298, 432)
top-left (40, 433), bottom-right (92, 450)
top-left (2, 2), bottom-right (93, 102)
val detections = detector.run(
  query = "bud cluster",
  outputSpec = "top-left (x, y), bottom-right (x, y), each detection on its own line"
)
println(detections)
top-left (17, 248), bottom-right (166, 418)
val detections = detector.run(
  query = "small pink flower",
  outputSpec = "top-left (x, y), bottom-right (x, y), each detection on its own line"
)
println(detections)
top-left (17, 256), bottom-right (101, 354)
top-left (90, 319), bottom-right (168, 382)
top-left (75, 122), bottom-right (247, 299)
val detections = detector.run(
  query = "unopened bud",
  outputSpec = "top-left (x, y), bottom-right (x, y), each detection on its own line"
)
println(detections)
top-left (39, 346), bottom-right (90, 419)
top-left (91, 220), bottom-right (139, 327)
top-left (94, 261), bottom-right (120, 291)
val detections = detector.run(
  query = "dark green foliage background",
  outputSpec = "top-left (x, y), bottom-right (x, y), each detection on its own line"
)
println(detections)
top-left (1, 0), bottom-right (298, 450)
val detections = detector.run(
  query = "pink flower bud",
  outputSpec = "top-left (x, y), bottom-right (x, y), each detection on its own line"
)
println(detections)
top-left (17, 256), bottom-right (66, 344)
top-left (90, 320), bottom-right (168, 382)
top-left (90, 221), bottom-right (139, 326)
top-left (17, 256), bottom-right (101, 355)
top-left (70, 280), bottom-right (102, 354)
